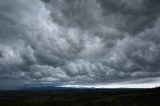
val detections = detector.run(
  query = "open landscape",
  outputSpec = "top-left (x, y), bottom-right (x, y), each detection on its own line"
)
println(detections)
top-left (0, 87), bottom-right (160, 106)
top-left (0, 0), bottom-right (160, 106)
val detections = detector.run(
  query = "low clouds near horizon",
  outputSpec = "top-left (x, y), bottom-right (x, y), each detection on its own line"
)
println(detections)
top-left (0, 0), bottom-right (160, 89)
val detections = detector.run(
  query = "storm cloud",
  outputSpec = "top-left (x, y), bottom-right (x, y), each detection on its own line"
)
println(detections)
top-left (0, 0), bottom-right (160, 89)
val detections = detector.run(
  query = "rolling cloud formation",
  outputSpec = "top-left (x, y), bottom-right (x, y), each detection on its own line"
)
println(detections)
top-left (0, 0), bottom-right (160, 89)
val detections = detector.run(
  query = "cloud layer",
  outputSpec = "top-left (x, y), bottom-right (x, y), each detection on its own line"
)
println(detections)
top-left (0, 0), bottom-right (160, 89)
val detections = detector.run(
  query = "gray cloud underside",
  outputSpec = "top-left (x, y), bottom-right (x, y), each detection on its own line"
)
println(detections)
top-left (0, 0), bottom-right (160, 89)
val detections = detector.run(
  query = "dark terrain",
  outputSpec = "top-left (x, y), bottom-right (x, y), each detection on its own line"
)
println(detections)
top-left (0, 87), bottom-right (160, 106)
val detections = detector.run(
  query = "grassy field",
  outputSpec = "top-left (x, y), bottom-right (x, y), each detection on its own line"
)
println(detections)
top-left (0, 87), bottom-right (160, 106)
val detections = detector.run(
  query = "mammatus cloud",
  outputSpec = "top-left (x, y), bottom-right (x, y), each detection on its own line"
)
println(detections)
top-left (0, 0), bottom-right (160, 89)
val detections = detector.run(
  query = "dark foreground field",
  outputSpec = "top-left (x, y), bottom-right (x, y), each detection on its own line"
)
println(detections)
top-left (0, 87), bottom-right (160, 106)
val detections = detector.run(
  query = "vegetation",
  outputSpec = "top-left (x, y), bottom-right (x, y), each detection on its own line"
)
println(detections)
top-left (0, 87), bottom-right (160, 106)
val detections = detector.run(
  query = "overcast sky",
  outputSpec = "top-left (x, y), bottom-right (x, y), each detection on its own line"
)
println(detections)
top-left (0, 0), bottom-right (160, 90)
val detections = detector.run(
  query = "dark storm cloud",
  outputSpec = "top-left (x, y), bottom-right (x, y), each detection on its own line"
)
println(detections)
top-left (0, 51), bottom-right (3, 58)
top-left (98, 0), bottom-right (160, 34)
top-left (0, 0), bottom-right (160, 89)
